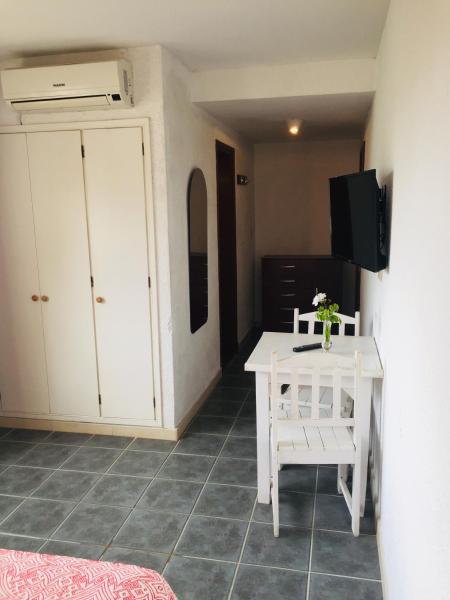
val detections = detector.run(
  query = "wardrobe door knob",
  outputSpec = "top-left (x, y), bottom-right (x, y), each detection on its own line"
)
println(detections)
top-left (31, 295), bottom-right (39, 302)
top-left (41, 295), bottom-right (49, 302)
top-left (96, 297), bottom-right (105, 304)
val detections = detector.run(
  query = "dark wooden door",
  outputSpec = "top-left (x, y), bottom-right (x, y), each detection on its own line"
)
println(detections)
top-left (216, 141), bottom-right (238, 366)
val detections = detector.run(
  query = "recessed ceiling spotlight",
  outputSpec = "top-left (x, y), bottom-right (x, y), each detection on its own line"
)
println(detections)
top-left (288, 119), bottom-right (302, 136)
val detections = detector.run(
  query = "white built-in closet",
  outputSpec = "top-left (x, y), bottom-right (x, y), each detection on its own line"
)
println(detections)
top-left (0, 121), bottom-right (160, 426)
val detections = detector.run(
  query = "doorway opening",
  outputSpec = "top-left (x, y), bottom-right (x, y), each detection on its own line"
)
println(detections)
top-left (216, 140), bottom-right (238, 367)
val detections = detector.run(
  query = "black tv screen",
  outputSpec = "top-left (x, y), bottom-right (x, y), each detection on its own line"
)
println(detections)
top-left (329, 169), bottom-right (387, 272)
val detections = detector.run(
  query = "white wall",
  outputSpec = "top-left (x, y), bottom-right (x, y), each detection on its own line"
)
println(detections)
top-left (191, 58), bottom-right (376, 102)
top-left (361, 1), bottom-right (450, 598)
top-left (254, 139), bottom-right (360, 321)
top-left (161, 48), bottom-right (254, 426)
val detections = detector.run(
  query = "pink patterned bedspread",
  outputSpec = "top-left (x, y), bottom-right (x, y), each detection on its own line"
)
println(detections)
top-left (0, 548), bottom-right (176, 599)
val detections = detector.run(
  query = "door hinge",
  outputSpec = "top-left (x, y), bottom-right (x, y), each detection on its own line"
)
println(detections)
top-left (142, 142), bottom-right (145, 155)
top-left (81, 145), bottom-right (85, 158)
top-left (98, 394), bottom-right (102, 405)
top-left (148, 276), bottom-right (151, 288)
top-left (90, 276), bottom-right (94, 288)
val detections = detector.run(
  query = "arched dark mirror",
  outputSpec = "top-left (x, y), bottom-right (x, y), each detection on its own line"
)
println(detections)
top-left (187, 168), bottom-right (208, 333)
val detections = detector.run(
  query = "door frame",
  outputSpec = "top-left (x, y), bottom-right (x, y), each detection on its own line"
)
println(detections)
top-left (0, 119), bottom-right (162, 427)
top-left (216, 140), bottom-right (238, 366)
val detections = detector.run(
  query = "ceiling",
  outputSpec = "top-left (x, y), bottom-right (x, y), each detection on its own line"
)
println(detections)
top-left (1, 0), bottom-right (390, 70)
top-left (196, 93), bottom-right (374, 142)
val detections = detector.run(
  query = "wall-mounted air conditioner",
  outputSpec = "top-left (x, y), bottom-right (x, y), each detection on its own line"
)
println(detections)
top-left (0, 60), bottom-right (133, 111)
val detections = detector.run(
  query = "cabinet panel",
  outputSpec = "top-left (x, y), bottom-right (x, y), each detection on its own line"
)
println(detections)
top-left (83, 127), bottom-right (155, 420)
top-left (262, 256), bottom-right (357, 333)
top-left (27, 131), bottom-right (99, 417)
top-left (0, 134), bottom-right (49, 413)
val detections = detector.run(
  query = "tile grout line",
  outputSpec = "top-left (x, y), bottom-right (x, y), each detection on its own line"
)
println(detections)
top-left (38, 435), bottom-right (135, 551)
top-left (0, 434), bottom-right (139, 551)
top-left (108, 448), bottom-right (180, 555)
top-left (0, 447), bottom-right (377, 522)
top-left (0, 486), bottom-right (375, 537)
top-left (3, 463), bottom-right (362, 507)
top-left (226, 492), bottom-right (259, 599)
top-left (0, 464), bottom-right (59, 534)
top-left (305, 465), bottom-right (319, 600)
top-left (0, 445), bottom-right (64, 535)
top-left (104, 433), bottom-right (204, 561)
top-left (163, 387), bottom-right (251, 576)
top-left (159, 363), bottom-right (253, 582)
top-left (90, 436), bottom-right (179, 560)
top-left (308, 570), bottom-right (383, 583)
top-left (158, 550), bottom-right (383, 584)
top-left (0, 411), bottom-right (258, 553)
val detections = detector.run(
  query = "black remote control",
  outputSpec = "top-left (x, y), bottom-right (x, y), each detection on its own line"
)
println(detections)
top-left (292, 343), bottom-right (322, 353)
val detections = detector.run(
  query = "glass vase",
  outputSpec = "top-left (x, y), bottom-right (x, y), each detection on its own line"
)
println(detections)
top-left (322, 320), bottom-right (332, 352)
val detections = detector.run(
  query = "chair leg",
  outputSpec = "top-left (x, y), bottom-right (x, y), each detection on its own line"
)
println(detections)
top-left (271, 456), bottom-right (280, 537)
top-left (351, 459), bottom-right (361, 537)
top-left (337, 465), bottom-right (348, 493)
top-left (360, 491), bottom-right (366, 517)
top-left (360, 470), bottom-right (368, 517)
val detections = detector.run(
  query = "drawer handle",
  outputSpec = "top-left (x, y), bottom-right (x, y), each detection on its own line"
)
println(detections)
top-left (31, 295), bottom-right (39, 302)
top-left (280, 307), bottom-right (294, 311)
top-left (280, 279), bottom-right (295, 283)
top-left (281, 265), bottom-right (295, 268)
top-left (280, 321), bottom-right (294, 324)
top-left (96, 297), bottom-right (105, 304)
top-left (41, 295), bottom-right (49, 302)
top-left (281, 293), bottom-right (295, 297)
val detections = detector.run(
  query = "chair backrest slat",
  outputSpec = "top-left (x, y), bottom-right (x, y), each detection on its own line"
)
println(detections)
top-left (294, 310), bottom-right (360, 336)
top-left (332, 370), bottom-right (342, 419)
top-left (311, 368), bottom-right (320, 419)
top-left (270, 352), bottom-right (361, 431)
top-left (270, 351), bottom-right (279, 438)
top-left (352, 351), bottom-right (362, 448)
top-left (290, 367), bottom-right (299, 419)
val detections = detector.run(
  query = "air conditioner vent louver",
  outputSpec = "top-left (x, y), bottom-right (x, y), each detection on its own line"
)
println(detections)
top-left (1, 60), bottom-right (133, 112)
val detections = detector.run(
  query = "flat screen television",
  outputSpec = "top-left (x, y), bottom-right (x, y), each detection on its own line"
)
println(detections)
top-left (329, 169), bottom-right (387, 272)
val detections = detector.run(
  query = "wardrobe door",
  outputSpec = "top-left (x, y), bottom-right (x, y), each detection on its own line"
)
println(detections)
top-left (26, 131), bottom-right (99, 417)
top-left (0, 134), bottom-right (49, 414)
top-left (83, 127), bottom-right (155, 420)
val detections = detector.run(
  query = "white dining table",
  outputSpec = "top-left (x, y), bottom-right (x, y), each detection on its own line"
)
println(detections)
top-left (245, 332), bottom-right (384, 509)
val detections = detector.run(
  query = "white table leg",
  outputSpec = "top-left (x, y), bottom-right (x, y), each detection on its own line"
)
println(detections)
top-left (359, 378), bottom-right (372, 516)
top-left (256, 371), bottom-right (270, 504)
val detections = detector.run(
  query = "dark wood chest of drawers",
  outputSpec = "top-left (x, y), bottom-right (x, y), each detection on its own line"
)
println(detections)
top-left (262, 255), bottom-right (359, 333)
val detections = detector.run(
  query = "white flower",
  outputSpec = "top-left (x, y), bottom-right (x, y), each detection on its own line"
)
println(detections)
top-left (312, 292), bottom-right (327, 306)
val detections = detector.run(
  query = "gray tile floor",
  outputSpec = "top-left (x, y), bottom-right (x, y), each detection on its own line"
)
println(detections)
top-left (0, 334), bottom-right (382, 599)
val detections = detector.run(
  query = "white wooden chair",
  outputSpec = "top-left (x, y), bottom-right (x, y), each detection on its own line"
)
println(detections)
top-left (270, 350), bottom-right (363, 537)
top-left (293, 309), bottom-right (360, 336)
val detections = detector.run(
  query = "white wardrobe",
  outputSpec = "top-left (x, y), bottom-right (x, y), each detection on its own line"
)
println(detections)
top-left (0, 122), bottom-right (160, 425)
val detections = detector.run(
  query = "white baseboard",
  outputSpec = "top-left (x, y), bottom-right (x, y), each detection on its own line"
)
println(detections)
top-left (370, 460), bottom-right (387, 598)
top-left (0, 369), bottom-right (223, 443)
top-left (0, 416), bottom-right (178, 440)
top-left (376, 526), bottom-right (388, 599)
top-left (175, 369), bottom-right (222, 439)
